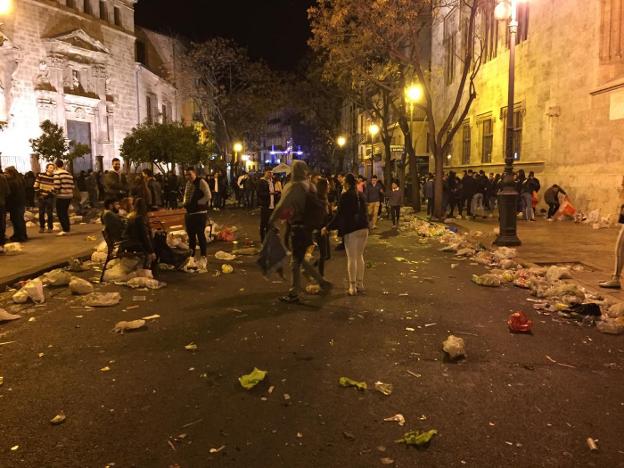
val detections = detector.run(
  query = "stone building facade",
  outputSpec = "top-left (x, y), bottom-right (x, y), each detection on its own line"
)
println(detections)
top-left (0, 0), bottom-right (192, 173)
top-left (430, 0), bottom-right (624, 214)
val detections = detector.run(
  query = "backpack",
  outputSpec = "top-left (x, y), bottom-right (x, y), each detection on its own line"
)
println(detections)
top-left (303, 190), bottom-right (327, 231)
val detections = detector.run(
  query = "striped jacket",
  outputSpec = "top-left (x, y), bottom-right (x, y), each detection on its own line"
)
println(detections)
top-left (34, 172), bottom-right (56, 198)
top-left (54, 169), bottom-right (74, 199)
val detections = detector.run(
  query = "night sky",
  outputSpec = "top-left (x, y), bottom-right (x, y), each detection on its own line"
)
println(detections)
top-left (135, 0), bottom-right (315, 71)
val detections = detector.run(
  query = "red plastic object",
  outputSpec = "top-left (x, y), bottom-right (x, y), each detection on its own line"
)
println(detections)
top-left (507, 311), bottom-right (533, 333)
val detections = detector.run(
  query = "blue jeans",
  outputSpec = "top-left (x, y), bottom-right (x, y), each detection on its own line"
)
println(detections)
top-left (521, 192), bottom-right (534, 220)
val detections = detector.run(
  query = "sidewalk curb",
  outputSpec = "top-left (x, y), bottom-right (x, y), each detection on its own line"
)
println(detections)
top-left (0, 248), bottom-right (93, 290)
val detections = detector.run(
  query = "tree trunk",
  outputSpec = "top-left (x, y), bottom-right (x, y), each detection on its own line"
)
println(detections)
top-left (433, 151), bottom-right (444, 220)
top-left (382, 136), bottom-right (393, 189)
top-left (407, 137), bottom-right (421, 212)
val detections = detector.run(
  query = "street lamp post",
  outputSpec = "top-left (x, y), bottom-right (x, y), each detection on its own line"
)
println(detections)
top-left (336, 135), bottom-right (346, 172)
top-left (368, 123), bottom-right (379, 179)
top-left (494, 0), bottom-right (522, 246)
top-left (404, 84), bottom-right (423, 210)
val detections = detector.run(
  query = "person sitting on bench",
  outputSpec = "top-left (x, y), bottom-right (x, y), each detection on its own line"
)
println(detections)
top-left (101, 198), bottom-right (125, 244)
top-left (119, 197), bottom-right (156, 269)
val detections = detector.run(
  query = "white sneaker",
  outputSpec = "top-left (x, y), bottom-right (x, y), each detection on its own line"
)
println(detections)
top-left (56, 231), bottom-right (68, 237)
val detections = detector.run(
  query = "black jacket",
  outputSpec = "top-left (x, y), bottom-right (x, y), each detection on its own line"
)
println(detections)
top-left (257, 178), bottom-right (271, 208)
top-left (328, 189), bottom-right (368, 235)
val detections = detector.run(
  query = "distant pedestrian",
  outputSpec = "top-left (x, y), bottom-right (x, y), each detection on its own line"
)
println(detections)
top-left (86, 169), bottom-right (98, 207)
top-left (315, 177), bottom-right (331, 277)
top-left (520, 171), bottom-right (540, 221)
top-left (103, 158), bottom-right (128, 200)
top-left (544, 184), bottom-right (566, 220)
top-left (325, 173), bottom-right (369, 296)
top-left (183, 167), bottom-right (211, 269)
top-left (365, 175), bottom-right (383, 229)
top-left (388, 179), bottom-right (404, 228)
top-left (53, 160), bottom-right (74, 236)
top-left (600, 204), bottom-right (624, 290)
top-left (424, 174), bottom-right (434, 217)
top-left (34, 162), bottom-right (56, 233)
top-left (5, 167), bottom-right (28, 242)
top-left (257, 168), bottom-right (276, 242)
top-left (24, 171), bottom-right (35, 209)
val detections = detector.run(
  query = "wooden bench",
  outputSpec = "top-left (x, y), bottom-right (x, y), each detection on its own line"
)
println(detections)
top-left (147, 208), bottom-right (214, 236)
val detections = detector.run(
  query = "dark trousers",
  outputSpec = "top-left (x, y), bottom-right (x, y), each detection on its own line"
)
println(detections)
top-left (426, 197), bottom-right (434, 216)
top-left (260, 206), bottom-right (273, 242)
top-left (56, 198), bottom-right (71, 233)
top-left (315, 231), bottom-right (331, 277)
top-left (167, 191), bottom-right (178, 209)
top-left (547, 202), bottom-right (559, 219)
top-left (390, 205), bottom-right (401, 225)
top-left (185, 212), bottom-right (207, 256)
top-left (289, 226), bottom-right (323, 297)
top-left (462, 194), bottom-right (474, 216)
top-left (38, 197), bottom-right (54, 230)
top-left (0, 205), bottom-right (6, 245)
top-left (9, 203), bottom-right (27, 241)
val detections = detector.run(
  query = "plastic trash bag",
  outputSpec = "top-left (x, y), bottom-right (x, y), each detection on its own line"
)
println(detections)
top-left (471, 274), bottom-right (502, 287)
top-left (338, 377), bottom-right (367, 390)
top-left (442, 335), bottom-right (466, 359)
top-left (103, 257), bottom-right (141, 282)
top-left (3, 243), bottom-right (23, 255)
top-left (493, 247), bottom-right (517, 260)
top-left (91, 251), bottom-right (108, 264)
top-left (238, 367), bottom-right (267, 390)
top-left (257, 229), bottom-right (289, 278)
top-left (85, 292), bottom-right (121, 307)
top-left (507, 311), bottom-right (533, 333)
top-left (113, 319), bottom-right (146, 334)
top-left (215, 251), bottom-right (236, 261)
top-left (545, 266), bottom-right (572, 282)
top-left (217, 227), bottom-right (236, 242)
top-left (606, 303), bottom-right (624, 318)
top-left (597, 317), bottom-right (624, 335)
top-left (69, 277), bottom-right (94, 295)
top-left (12, 289), bottom-right (29, 304)
top-left (21, 280), bottom-right (45, 304)
top-left (42, 269), bottom-right (72, 287)
top-left (221, 264), bottom-right (234, 274)
top-left (232, 247), bottom-right (260, 256)
top-left (126, 277), bottom-right (162, 289)
top-left (0, 309), bottom-right (21, 322)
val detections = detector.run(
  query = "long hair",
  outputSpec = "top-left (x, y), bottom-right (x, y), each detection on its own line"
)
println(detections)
top-left (132, 197), bottom-right (148, 217)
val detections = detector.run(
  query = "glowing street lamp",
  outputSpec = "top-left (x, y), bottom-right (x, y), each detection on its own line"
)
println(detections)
top-left (336, 135), bottom-right (347, 148)
top-left (0, 0), bottom-right (13, 15)
top-left (404, 84), bottom-right (423, 105)
top-left (233, 141), bottom-right (243, 164)
top-left (367, 123), bottom-right (380, 176)
top-left (494, 0), bottom-right (527, 247)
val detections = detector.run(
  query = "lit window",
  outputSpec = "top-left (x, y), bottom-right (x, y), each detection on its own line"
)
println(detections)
top-left (481, 119), bottom-right (493, 163)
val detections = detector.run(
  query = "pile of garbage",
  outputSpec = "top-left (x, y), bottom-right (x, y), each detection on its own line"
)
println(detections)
top-left (403, 215), bottom-right (624, 335)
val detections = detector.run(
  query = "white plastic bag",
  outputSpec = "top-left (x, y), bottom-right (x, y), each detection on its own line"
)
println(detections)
top-left (0, 309), bottom-right (21, 322)
top-left (3, 243), bottom-right (23, 255)
top-left (215, 251), bottom-right (236, 261)
top-left (442, 335), bottom-right (466, 359)
top-left (103, 257), bottom-right (141, 282)
top-left (21, 280), bottom-right (45, 304)
top-left (126, 277), bottom-right (163, 289)
top-left (42, 269), bottom-right (72, 287)
top-left (69, 277), bottom-right (94, 295)
top-left (85, 292), bottom-right (121, 307)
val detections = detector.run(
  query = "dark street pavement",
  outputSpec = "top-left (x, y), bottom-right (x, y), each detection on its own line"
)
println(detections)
top-left (0, 210), bottom-right (623, 468)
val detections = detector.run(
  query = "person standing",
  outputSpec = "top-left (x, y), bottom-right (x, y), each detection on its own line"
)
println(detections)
top-left (324, 173), bottom-right (369, 296)
top-left (77, 171), bottom-right (88, 209)
top-left (447, 171), bottom-right (461, 218)
top-left (183, 167), bottom-right (211, 269)
top-left (461, 170), bottom-right (477, 218)
top-left (86, 169), bottom-right (98, 207)
top-left (103, 157), bottom-right (128, 200)
top-left (5, 167), bottom-right (28, 242)
top-left (365, 175), bottom-right (383, 229)
top-left (166, 171), bottom-right (179, 209)
top-left (315, 177), bottom-right (331, 277)
top-left (269, 160), bottom-right (331, 304)
top-left (0, 169), bottom-right (9, 250)
top-left (34, 162), bottom-right (56, 233)
top-left (544, 184), bottom-right (565, 221)
top-left (424, 173), bottom-right (435, 217)
top-left (388, 179), bottom-right (404, 228)
top-left (600, 204), bottom-right (624, 289)
top-left (520, 171), bottom-right (540, 221)
top-left (53, 160), bottom-right (74, 236)
top-left (257, 169), bottom-right (276, 242)
top-left (24, 171), bottom-right (36, 209)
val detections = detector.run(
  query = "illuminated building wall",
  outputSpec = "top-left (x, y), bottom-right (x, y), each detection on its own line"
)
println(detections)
top-left (430, 1), bottom-right (624, 214)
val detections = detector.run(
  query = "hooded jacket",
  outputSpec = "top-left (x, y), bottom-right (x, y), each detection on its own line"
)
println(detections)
top-left (269, 160), bottom-right (309, 226)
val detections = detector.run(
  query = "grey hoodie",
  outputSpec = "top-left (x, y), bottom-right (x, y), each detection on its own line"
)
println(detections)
top-left (269, 160), bottom-right (309, 226)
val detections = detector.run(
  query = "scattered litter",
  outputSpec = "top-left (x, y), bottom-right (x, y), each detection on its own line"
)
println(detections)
top-left (215, 251), bottom-right (236, 261)
top-left (184, 342), bottom-right (198, 351)
top-left (383, 414), bottom-right (406, 426)
top-left (126, 277), bottom-right (164, 290)
top-left (545, 355), bottom-right (576, 368)
top-left (374, 381), bottom-right (393, 396)
top-left (142, 314), bottom-right (161, 321)
top-left (69, 277), bottom-right (94, 295)
top-left (471, 274), bottom-right (502, 288)
top-left (442, 335), bottom-right (466, 360)
top-left (405, 327), bottom-right (416, 332)
top-left (85, 235), bottom-right (97, 241)
top-left (50, 412), bottom-right (66, 425)
top-left (221, 264), bottom-right (234, 274)
top-left (84, 292), bottom-right (121, 307)
top-left (100, 366), bottom-right (111, 372)
top-left (339, 377), bottom-right (367, 390)
top-left (239, 368), bottom-right (268, 390)
top-left (10, 445), bottom-right (19, 451)
top-left (113, 319), bottom-right (146, 334)
top-left (507, 311), bottom-right (533, 333)
top-left (380, 458), bottom-right (395, 465)
top-left (68, 258), bottom-right (90, 272)
top-left (0, 309), bottom-right (21, 322)
top-left (597, 317), bottom-right (624, 335)
top-left (545, 266), bottom-right (572, 282)
top-left (3, 243), bottom-right (23, 255)
top-left (42, 269), bottom-right (72, 287)
top-left (28, 317), bottom-right (36, 322)
top-left (395, 429), bottom-right (438, 446)
top-left (132, 296), bottom-right (147, 302)
top-left (587, 437), bottom-right (599, 452)
top-left (305, 284), bottom-right (321, 295)
top-left (13, 280), bottom-right (45, 304)
top-left (0, 376), bottom-right (3, 386)
top-left (209, 445), bottom-right (226, 454)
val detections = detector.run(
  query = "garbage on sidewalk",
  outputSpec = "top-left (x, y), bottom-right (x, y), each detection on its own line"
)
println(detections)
top-left (472, 274), bottom-right (502, 287)
top-left (442, 335), bottom-right (466, 360)
top-left (395, 429), bottom-right (438, 447)
top-left (69, 277), bottom-right (94, 295)
top-left (0, 309), bottom-right (21, 322)
top-left (113, 319), bottom-right (146, 334)
top-left (41, 269), bottom-right (72, 287)
top-left (84, 292), bottom-right (121, 307)
top-left (239, 367), bottom-right (267, 390)
top-left (13, 280), bottom-right (45, 304)
top-left (221, 264), bottom-right (234, 274)
top-left (125, 277), bottom-right (164, 289)
top-left (383, 414), bottom-right (406, 426)
top-left (507, 311), bottom-right (533, 333)
top-left (215, 251), bottom-right (236, 261)
top-left (3, 242), bottom-right (23, 255)
top-left (597, 317), bottom-right (624, 335)
top-left (374, 381), bottom-right (393, 396)
top-left (49, 412), bottom-right (66, 425)
top-left (338, 376), bottom-right (367, 390)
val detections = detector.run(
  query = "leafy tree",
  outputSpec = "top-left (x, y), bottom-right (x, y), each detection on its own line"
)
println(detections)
top-left (310, 0), bottom-right (483, 216)
top-left (186, 38), bottom-right (286, 158)
top-left (30, 119), bottom-right (90, 164)
top-left (120, 122), bottom-right (209, 174)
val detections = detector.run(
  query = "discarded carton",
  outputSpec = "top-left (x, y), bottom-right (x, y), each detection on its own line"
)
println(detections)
top-left (442, 335), bottom-right (466, 359)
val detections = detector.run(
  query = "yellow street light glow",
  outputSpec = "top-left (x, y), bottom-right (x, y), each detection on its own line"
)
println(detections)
top-left (0, 0), bottom-right (13, 15)
top-left (241, 154), bottom-right (250, 162)
top-left (404, 84), bottom-right (423, 103)
top-left (233, 142), bottom-right (243, 153)
top-left (336, 136), bottom-right (347, 147)
top-left (368, 123), bottom-right (380, 137)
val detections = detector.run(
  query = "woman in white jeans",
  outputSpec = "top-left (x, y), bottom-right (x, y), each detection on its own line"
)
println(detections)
top-left (323, 174), bottom-right (369, 296)
top-left (600, 208), bottom-right (624, 289)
